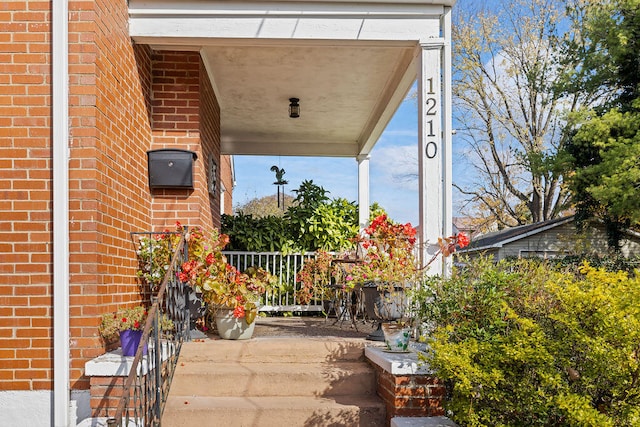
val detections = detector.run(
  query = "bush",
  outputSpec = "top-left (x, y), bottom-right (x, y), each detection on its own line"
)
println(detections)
top-left (554, 254), bottom-right (640, 276)
top-left (223, 180), bottom-right (360, 252)
top-left (416, 258), bottom-right (640, 426)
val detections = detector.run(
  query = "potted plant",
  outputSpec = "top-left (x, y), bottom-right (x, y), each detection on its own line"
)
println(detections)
top-left (134, 222), bottom-right (211, 335)
top-left (177, 226), bottom-right (280, 339)
top-left (345, 214), bottom-right (470, 346)
top-left (334, 214), bottom-right (417, 342)
top-left (99, 306), bottom-right (174, 356)
top-left (207, 265), bottom-right (278, 339)
top-left (135, 224), bottom-right (183, 293)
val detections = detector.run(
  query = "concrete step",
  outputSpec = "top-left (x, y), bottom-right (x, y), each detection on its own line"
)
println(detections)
top-left (162, 395), bottom-right (386, 427)
top-left (164, 337), bottom-right (386, 426)
top-left (178, 337), bottom-right (371, 364)
top-left (170, 361), bottom-right (377, 397)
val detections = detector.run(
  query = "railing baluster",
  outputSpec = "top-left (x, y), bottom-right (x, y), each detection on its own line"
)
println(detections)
top-left (153, 300), bottom-right (161, 425)
top-left (221, 251), bottom-right (322, 313)
top-left (107, 231), bottom-right (190, 427)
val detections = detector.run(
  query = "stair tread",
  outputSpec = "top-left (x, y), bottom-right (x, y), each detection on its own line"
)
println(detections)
top-left (178, 337), bottom-right (377, 362)
top-left (170, 360), bottom-right (377, 397)
top-left (163, 395), bottom-right (386, 427)
top-left (166, 394), bottom-right (386, 409)
top-left (175, 360), bottom-right (375, 373)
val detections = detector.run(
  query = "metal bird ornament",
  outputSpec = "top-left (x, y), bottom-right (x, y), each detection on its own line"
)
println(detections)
top-left (270, 165), bottom-right (288, 208)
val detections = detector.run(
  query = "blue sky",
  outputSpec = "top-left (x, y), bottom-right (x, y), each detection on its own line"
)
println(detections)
top-left (231, 92), bottom-right (466, 226)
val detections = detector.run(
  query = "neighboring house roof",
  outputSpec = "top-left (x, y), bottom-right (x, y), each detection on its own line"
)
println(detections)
top-left (460, 216), bottom-right (575, 253)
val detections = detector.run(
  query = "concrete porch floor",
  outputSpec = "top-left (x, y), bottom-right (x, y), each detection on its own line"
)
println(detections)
top-left (249, 314), bottom-right (380, 339)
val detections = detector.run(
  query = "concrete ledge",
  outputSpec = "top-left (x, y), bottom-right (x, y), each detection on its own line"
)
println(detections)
top-left (364, 345), bottom-right (433, 375)
top-left (391, 416), bottom-right (458, 427)
top-left (85, 341), bottom-right (175, 377)
top-left (364, 344), bottom-right (446, 422)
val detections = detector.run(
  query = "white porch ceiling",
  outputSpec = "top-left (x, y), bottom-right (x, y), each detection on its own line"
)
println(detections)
top-left (129, 0), bottom-right (455, 157)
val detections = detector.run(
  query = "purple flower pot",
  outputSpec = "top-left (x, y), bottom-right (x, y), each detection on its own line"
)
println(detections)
top-left (119, 329), bottom-right (147, 357)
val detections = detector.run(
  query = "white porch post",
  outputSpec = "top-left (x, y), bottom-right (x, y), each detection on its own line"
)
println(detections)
top-left (418, 35), bottom-right (451, 276)
top-left (441, 7), bottom-right (454, 272)
top-left (357, 155), bottom-right (370, 232)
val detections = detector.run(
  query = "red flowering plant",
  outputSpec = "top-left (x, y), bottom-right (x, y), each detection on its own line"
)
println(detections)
top-left (99, 305), bottom-right (174, 342)
top-left (98, 306), bottom-right (148, 343)
top-left (345, 214), bottom-right (420, 289)
top-left (344, 214), bottom-right (470, 321)
top-left (135, 222), bottom-right (184, 292)
top-left (177, 226), bottom-right (278, 325)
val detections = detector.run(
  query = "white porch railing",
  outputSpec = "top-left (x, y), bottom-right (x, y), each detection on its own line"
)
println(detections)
top-left (223, 251), bottom-right (324, 312)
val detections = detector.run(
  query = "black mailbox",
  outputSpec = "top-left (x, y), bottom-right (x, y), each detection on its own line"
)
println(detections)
top-left (147, 149), bottom-right (198, 189)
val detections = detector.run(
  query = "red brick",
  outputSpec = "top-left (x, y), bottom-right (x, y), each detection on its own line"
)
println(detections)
top-left (1, 1), bottom-right (222, 395)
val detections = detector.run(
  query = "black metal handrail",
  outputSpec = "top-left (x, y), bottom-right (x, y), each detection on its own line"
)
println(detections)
top-left (107, 230), bottom-right (191, 427)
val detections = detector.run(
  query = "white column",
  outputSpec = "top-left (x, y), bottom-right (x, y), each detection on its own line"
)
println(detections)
top-left (441, 7), bottom-right (453, 273)
top-left (418, 41), bottom-right (447, 276)
top-left (357, 155), bottom-right (370, 232)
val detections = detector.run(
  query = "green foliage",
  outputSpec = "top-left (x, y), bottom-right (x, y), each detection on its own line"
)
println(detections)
top-left (554, 253), bottom-right (640, 276)
top-left (283, 180), bottom-right (332, 250)
top-left (566, 105), bottom-right (640, 249)
top-left (416, 257), bottom-right (640, 426)
top-left (221, 212), bottom-right (295, 252)
top-left (301, 197), bottom-right (358, 251)
top-left (224, 180), bottom-right (360, 252)
top-left (563, 0), bottom-right (640, 247)
top-left (564, 0), bottom-right (640, 109)
top-left (572, 106), bottom-right (640, 222)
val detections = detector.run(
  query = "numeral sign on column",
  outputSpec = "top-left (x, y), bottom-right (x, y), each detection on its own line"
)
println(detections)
top-left (425, 77), bottom-right (438, 159)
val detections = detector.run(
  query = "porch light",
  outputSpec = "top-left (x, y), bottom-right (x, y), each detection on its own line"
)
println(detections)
top-left (289, 98), bottom-right (300, 118)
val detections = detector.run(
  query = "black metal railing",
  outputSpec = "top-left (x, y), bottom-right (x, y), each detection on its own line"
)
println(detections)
top-left (107, 230), bottom-right (191, 427)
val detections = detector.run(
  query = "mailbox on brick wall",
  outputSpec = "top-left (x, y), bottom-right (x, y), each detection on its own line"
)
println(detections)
top-left (147, 149), bottom-right (198, 189)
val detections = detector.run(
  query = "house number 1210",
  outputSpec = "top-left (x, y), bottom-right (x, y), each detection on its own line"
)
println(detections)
top-left (425, 77), bottom-right (438, 159)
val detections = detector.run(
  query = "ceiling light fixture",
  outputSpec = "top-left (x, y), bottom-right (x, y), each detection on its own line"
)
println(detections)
top-left (289, 98), bottom-right (300, 118)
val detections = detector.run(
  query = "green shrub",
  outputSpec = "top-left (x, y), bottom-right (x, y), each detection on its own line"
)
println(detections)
top-left (416, 258), bottom-right (640, 426)
top-left (223, 180), bottom-right (361, 252)
top-left (554, 254), bottom-right (640, 276)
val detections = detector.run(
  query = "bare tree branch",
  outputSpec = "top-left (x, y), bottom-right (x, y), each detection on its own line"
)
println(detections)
top-left (452, 0), bottom-right (599, 227)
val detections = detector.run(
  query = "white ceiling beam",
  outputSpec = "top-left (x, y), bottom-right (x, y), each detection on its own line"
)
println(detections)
top-left (221, 140), bottom-right (360, 157)
top-left (129, 0), bottom-right (443, 43)
top-left (130, 17), bottom-right (440, 42)
top-left (128, 1), bottom-right (447, 18)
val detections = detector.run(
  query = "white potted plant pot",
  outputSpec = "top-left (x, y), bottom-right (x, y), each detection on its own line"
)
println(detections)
top-left (214, 307), bottom-right (255, 340)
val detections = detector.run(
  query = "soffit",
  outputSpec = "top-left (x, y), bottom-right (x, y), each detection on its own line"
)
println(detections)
top-left (129, 1), bottom-right (454, 157)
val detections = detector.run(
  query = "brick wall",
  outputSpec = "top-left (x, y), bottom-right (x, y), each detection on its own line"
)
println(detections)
top-left (372, 364), bottom-right (446, 423)
top-left (0, 0), bottom-right (220, 393)
top-left (220, 155), bottom-right (234, 215)
top-left (199, 59), bottom-right (222, 228)
top-left (148, 51), bottom-right (219, 231)
top-left (67, 0), bottom-right (157, 388)
top-left (0, 0), bottom-right (55, 391)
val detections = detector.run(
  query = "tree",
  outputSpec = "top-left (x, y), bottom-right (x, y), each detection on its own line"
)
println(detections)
top-left (234, 194), bottom-right (294, 218)
top-left (452, 0), bottom-right (595, 228)
top-left (563, 0), bottom-right (640, 249)
top-left (569, 107), bottom-right (640, 239)
top-left (562, 0), bottom-right (640, 111)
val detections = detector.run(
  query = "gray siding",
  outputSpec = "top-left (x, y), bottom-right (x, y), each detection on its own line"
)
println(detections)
top-left (462, 221), bottom-right (640, 261)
